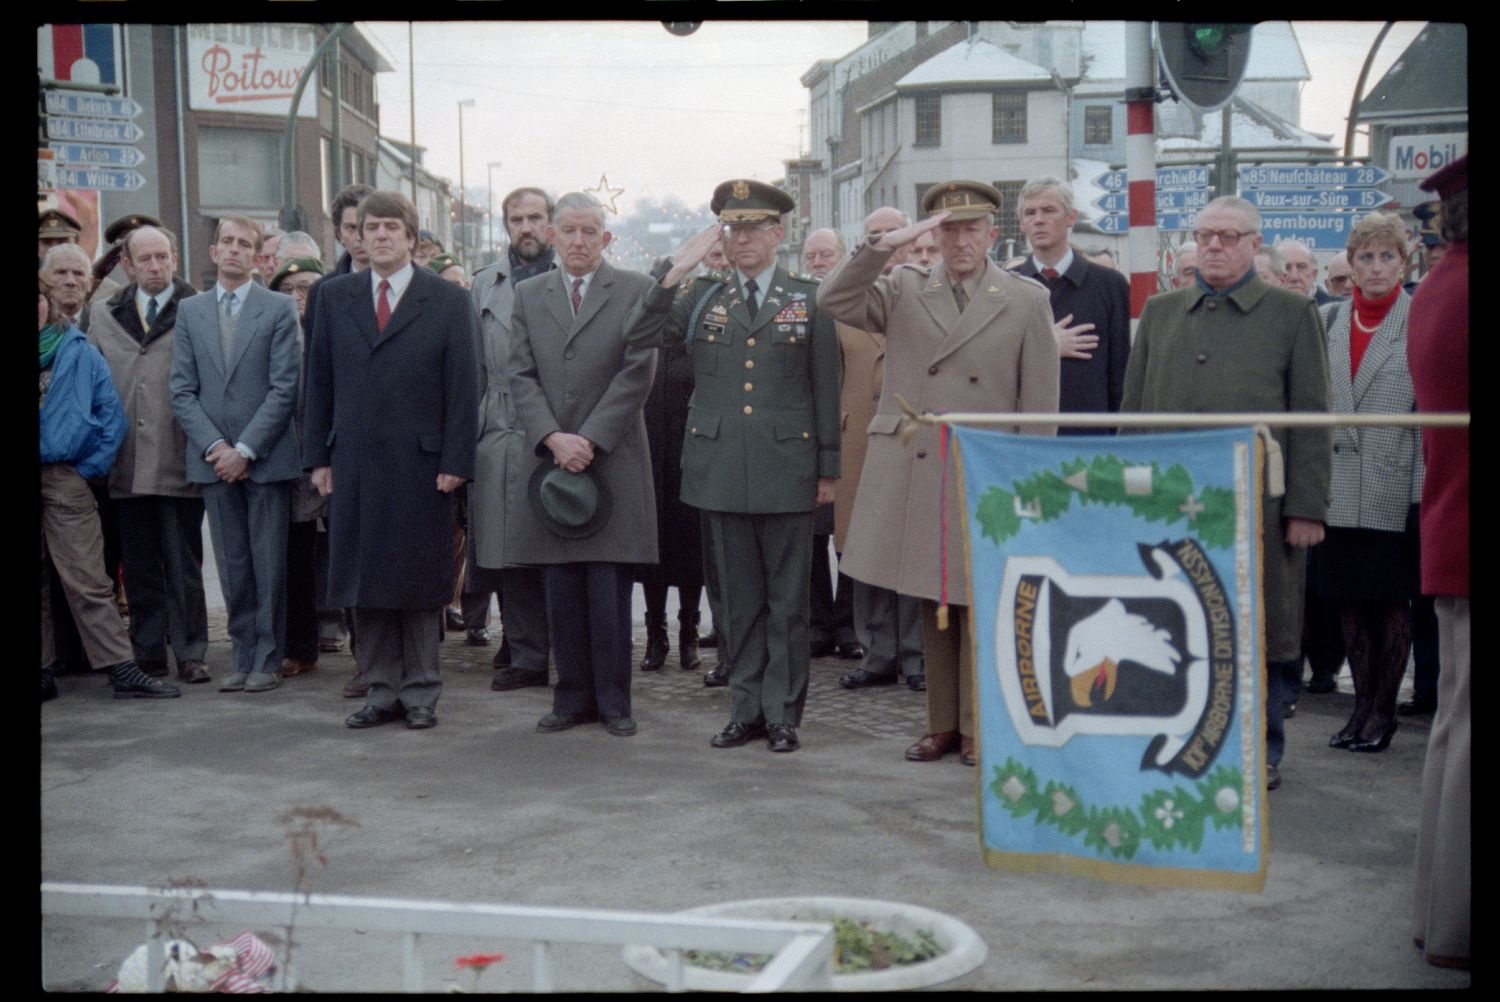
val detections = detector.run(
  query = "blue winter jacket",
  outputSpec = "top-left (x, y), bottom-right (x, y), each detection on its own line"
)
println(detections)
top-left (40, 324), bottom-right (126, 480)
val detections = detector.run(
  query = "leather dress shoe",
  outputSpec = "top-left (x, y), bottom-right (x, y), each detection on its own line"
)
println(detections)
top-left (836, 641), bottom-right (866, 660)
top-left (218, 672), bottom-right (250, 693)
top-left (111, 661), bottom-right (181, 699)
top-left (279, 657), bottom-right (317, 678)
top-left (809, 639), bottom-right (836, 658)
top-left (346, 704), bottom-right (402, 729)
top-left (1329, 724), bottom-right (1359, 749)
top-left (318, 637), bottom-right (345, 654)
top-left (1348, 720), bottom-right (1398, 753)
top-left (1304, 674), bottom-right (1337, 694)
top-left (905, 731), bottom-right (960, 762)
top-left (1266, 765), bottom-right (1282, 791)
top-left (711, 720), bottom-right (766, 748)
top-left (342, 672), bottom-right (369, 699)
top-left (243, 672), bottom-right (280, 693)
top-left (536, 711), bottom-right (599, 733)
top-left (604, 715), bottom-right (637, 736)
top-left (839, 668), bottom-right (897, 690)
top-left (1399, 694), bottom-right (1437, 715)
top-left (492, 666), bottom-right (549, 691)
top-left (959, 734), bottom-right (977, 767)
top-left (465, 627), bottom-right (490, 647)
top-left (138, 658), bottom-right (170, 679)
top-left (767, 724), bottom-right (800, 752)
top-left (444, 608), bottom-right (466, 632)
top-left (405, 706), bottom-right (437, 729)
top-left (178, 659), bottom-right (212, 684)
top-left (906, 673), bottom-right (927, 692)
top-left (703, 663), bottom-right (731, 688)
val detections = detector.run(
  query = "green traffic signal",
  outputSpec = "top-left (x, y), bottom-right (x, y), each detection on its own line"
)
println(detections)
top-left (1191, 26), bottom-right (1226, 55)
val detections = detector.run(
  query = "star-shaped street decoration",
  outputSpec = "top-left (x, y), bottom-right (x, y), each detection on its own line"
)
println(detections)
top-left (585, 173), bottom-right (625, 215)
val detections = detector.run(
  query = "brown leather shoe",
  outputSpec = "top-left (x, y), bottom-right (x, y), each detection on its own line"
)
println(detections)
top-left (342, 671), bottom-right (369, 699)
top-left (904, 731), bottom-right (960, 762)
top-left (176, 659), bottom-right (211, 684)
top-left (280, 657), bottom-right (318, 678)
top-left (959, 734), bottom-right (977, 767)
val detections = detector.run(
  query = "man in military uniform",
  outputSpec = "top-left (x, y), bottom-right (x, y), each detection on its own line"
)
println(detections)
top-left (624, 179), bottom-right (841, 753)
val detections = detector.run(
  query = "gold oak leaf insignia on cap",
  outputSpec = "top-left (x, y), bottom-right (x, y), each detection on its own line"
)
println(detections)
top-left (732, 180), bottom-right (750, 200)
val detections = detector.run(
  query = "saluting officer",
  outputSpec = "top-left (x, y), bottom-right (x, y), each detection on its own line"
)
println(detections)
top-left (624, 179), bottom-right (841, 754)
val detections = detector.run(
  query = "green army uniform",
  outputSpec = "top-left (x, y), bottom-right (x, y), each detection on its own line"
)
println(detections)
top-left (623, 186), bottom-right (840, 735)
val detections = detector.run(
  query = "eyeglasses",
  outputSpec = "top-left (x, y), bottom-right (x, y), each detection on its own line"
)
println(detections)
top-left (721, 221), bottom-right (776, 239)
top-left (1326, 274), bottom-right (1353, 286)
top-left (1191, 229), bottom-right (1256, 247)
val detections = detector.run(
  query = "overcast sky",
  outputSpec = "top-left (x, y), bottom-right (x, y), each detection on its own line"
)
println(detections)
top-left (358, 20), bottom-right (1428, 215)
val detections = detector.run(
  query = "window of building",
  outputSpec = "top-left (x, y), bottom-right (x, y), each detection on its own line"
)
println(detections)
top-left (1084, 105), bottom-right (1112, 146)
top-left (992, 92), bottom-right (1027, 144)
top-left (198, 127), bottom-right (280, 209)
top-left (915, 182), bottom-right (938, 216)
top-left (993, 180), bottom-right (1025, 251)
top-left (914, 94), bottom-right (941, 147)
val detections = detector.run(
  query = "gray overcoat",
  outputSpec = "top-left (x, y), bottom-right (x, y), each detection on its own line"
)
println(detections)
top-left (505, 261), bottom-right (659, 566)
top-left (468, 259), bottom-right (530, 570)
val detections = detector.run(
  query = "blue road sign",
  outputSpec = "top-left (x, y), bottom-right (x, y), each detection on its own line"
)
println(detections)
top-left (1093, 214), bottom-right (1129, 234)
top-left (1238, 164), bottom-right (1391, 188)
top-left (44, 91), bottom-right (142, 120)
top-left (1093, 192), bottom-right (1129, 213)
top-left (1093, 188), bottom-right (1210, 215)
top-left (1258, 212), bottom-right (1374, 251)
top-left (1245, 188), bottom-right (1393, 211)
top-left (1093, 165), bottom-right (1213, 192)
top-left (46, 117), bottom-right (144, 144)
top-left (1156, 212), bottom-right (1199, 232)
top-left (1094, 170), bottom-right (1128, 191)
top-left (54, 166), bottom-right (146, 192)
top-left (50, 142), bottom-right (146, 168)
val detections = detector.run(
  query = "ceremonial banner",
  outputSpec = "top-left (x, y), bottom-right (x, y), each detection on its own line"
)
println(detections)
top-left (952, 426), bottom-right (1267, 891)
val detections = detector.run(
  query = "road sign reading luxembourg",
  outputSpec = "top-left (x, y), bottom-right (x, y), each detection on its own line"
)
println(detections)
top-left (1093, 165), bottom-right (1212, 192)
top-left (1238, 164), bottom-right (1391, 188)
top-left (1258, 212), bottom-right (1372, 251)
top-left (49, 142), bottom-right (146, 168)
top-left (53, 166), bottom-right (146, 192)
top-left (1245, 188), bottom-right (1393, 211)
top-left (46, 116), bottom-right (144, 144)
top-left (44, 91), bottom-right (143, 120)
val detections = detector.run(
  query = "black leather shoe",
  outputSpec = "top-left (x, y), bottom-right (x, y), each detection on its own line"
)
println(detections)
top-left (678, 629), bottom-right (702, 672)
top-left (110, 661), bottom-right (181, 699)
top-left (840, 668), bottom-right (898, 690)
top-left (1266, 765), bottom-right (1282, 791)
top-left (1348, 720), bottom-right (1398, 753)
top-left (1399, 694), bottom-right (1437, 715)
top-left (536, 711), bottom-right (599, 733)
top-left (703, 663), bottom-right (730, 688)
top-left (711, 720), bottom-right (766, 748)
top-left (405, 706), bottom-right (437, 729)
top-left (604, 715), bottom-right (637, 736)
top-left (906, 673), bottom-right (927, 692)
top-left (767, 724), bottom-right (800, 752)
top-left (836, 641), bottom-right (866, 660)
top-left (809, 639), bottom-right (836, 658)
top-left (1304, 674), bottom-right (1337, 694)
top-left (492, 667), bottom-right (549, 691)
top-left (345, 704), bottom-right (401, 729)
top-left (444, 608), bottom-right (466, 632)
top-left (1329, 725), bottom-right (1359, 749)
top-left (465, 627), bottom-right (490, 647)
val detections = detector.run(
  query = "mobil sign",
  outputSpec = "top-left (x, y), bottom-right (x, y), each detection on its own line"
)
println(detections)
top-left (1389, 132), bottom-right (1467, 180)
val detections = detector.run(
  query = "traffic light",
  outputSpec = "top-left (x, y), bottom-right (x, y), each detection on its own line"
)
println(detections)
top-left (1157, 22), bottom-right (1254, 112)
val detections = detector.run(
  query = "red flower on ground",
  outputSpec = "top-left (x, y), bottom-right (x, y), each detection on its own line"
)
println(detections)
top-left (454, 952), bottom-right (506, 971)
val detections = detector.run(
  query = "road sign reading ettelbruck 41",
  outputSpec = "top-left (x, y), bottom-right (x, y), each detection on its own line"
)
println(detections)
top-left (44, 91), bottom-right (143, 120)
top-left (1093, 189), bottom-right (1210, 215)
top-left (46, 117), bottom-right (145, 144)
top-left (1245, 188), bottom-right (1393, 211)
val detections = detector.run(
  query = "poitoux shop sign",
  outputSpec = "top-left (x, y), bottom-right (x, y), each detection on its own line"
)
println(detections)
top-left (186, 23), bottom-right (319, 119)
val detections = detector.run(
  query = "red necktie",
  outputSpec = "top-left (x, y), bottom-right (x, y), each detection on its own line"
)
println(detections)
top-left (376, 279), bottom-right (392, 332)
top-left (1042, 267), bottom-right (1059, 279)
top-left (570, 277), bottom-right (583, 315)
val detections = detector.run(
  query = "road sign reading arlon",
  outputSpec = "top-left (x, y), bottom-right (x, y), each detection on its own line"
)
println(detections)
top-left (44, 91), bottom-right (142, 119)
top-left (1238, 164), bottom-right (1390, 188)
top-left (46, 117), bottom-right (144, 144)
top-left (53, 166), bottom-right (146, 192)
top-left (49, 142), bottom-right (147, 168)
top-left (1245, 189), bottom-right (1393, 211)
top-left (1258, 212), bottom-right (1373, 251)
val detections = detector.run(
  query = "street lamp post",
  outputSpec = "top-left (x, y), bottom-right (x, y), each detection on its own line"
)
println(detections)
top-left (457, 98), bottom-right (475, 264)
top-left (487, 160), bottom-right (503, 257)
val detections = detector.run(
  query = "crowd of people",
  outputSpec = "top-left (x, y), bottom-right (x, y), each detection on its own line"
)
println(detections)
top-left (40, 157), bottom-right (1467, 968)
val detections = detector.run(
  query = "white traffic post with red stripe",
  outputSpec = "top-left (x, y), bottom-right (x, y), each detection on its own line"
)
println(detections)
top-left (1124, 22), bottom-right (1158, 322)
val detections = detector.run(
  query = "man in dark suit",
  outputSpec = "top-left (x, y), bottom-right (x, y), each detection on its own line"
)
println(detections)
top-left (304, 190), bottom-right (479, 730)
top-left (1012, 176), bottom-right (1130, 437)
top-left (507, 191), bottom-right (658, 737)
top-left (625, 179), bottom-right (842, 753)
top-left (170, 217), bottom-right (302, 693)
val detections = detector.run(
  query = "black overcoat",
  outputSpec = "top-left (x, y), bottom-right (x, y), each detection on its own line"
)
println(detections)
top-left (303, 266), bottom-right (479, 609)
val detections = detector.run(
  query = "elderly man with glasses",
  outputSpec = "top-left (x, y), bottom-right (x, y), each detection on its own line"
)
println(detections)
top-left (1122, 195), bottom-right (1332, 792)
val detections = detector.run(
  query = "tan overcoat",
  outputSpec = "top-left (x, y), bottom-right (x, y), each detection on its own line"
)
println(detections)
top-left (818, 243), bottom-right (1059, 604)
top-left (833, 320), bottom-right (884, 552)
